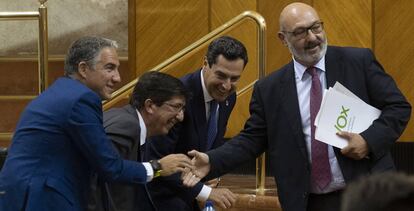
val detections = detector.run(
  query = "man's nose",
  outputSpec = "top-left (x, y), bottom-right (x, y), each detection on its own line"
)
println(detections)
top-left (222, 78), bottom-right (232, 90)
top-left (306, 29), bottom-right (318, 40)
top-left (112, 69), bottom-right (121, 83)
top-left (176, 109), bottom-right (184, 122)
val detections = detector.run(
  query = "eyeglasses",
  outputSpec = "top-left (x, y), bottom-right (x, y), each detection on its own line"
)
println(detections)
top-left (282, 21), bottom-right (324, 39)
top-left (163, 102), bottom-right (185, 113)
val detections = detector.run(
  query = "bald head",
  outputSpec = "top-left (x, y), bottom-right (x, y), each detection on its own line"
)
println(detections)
top-left (279, 2), bottom-right (320, 31)
top-left (277, 2), bottom-right (327, 67)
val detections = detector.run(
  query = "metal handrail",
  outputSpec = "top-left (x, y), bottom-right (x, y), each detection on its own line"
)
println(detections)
top-left (104, 10), bottom-right (267, 194)
top-left (0, 0), bottom-right (48, 93)
top-left (0, 0), bottom-right (49, 142)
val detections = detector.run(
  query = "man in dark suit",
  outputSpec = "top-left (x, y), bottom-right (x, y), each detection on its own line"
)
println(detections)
top-left (89, 71), bottom-right (192, 211)
top-left (147, 36), bottom-right (248, 210)
top-left (187, 3), bottom-right (411, 211)
top-left (0, 36), bottom-right (193, 211)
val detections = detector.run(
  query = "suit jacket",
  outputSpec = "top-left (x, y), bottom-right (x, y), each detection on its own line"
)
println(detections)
top-left (0, 77), bottom-right (148, 211)
top-left (207, 46), bottom-right (411, 211)
top-left (89, 104), bottom-right (156, 211)
top-left (147, 69), bottom-right (236, 210)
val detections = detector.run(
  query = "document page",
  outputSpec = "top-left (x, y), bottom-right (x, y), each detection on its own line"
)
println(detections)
top-left (315, 82), bottom-right (381, 148)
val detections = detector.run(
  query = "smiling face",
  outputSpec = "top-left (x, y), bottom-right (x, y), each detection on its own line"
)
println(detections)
top-left (146, 95), bottom-right (186, 136)
top-left (80, 47), bottom-right (121, 100)
top-left (202, 55), bottom-right (245, 102)
top-left (278, 3), bottom-right (327, 67)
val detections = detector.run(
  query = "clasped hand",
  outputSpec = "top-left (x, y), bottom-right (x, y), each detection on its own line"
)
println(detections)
top-left (181, 150), bottom-right (237, 209)
top-left (180, 150), bottom-right (211, 187)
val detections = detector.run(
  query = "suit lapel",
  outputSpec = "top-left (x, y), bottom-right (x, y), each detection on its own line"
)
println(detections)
top-left (279, 63), bottom-right (308, 160)
top-left (125, 105), bottom-right (142, 161)
top-left (325, 47), bottom-right (347, 158)
top-left (325, 47), bottom-right (345, 87)
top-left (189, 70), bottom-right (209, 151)
top-left (125, 105), bottom-right (157, 210)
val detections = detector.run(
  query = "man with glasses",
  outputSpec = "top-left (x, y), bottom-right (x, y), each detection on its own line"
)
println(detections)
top-left (89, 71), bottom-right (193, 211)
top-left (186, 2), bottom-right (411, 211)
top-left (147, 36), bottom-right (248, 210)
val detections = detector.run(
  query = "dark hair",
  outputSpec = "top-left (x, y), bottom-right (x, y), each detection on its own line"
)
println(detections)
top-left (64, 36), bottom-right (118, 76)
top-left (130, 71), bottom-right (190, 110)
top-left (341, 172), bottom-right (414, 211)
top-left (206, 36), bottom-right (248, 68)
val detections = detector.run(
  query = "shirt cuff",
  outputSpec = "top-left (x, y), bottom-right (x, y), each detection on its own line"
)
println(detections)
top-left (142, 162), bottom-right (153, 182)
top-left (196, 185), bottom-right (212, 201)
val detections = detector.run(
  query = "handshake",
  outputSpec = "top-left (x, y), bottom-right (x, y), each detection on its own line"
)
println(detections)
top-left (155, 150), bottom-right (237, 209)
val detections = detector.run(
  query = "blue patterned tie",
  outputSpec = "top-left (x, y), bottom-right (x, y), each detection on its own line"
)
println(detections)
top-left (206, 100), bottom-right (218, 150)
top-left (308, 67), bottom-right (332, 190)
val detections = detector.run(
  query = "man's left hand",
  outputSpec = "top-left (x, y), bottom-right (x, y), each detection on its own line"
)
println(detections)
top-left (337, 131), bottom-right (369, 160)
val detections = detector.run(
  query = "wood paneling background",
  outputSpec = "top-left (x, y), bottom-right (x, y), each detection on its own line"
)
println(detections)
top-left (135, 0), bottom-right (209, 75)
top-left (315, 0), bottom-right (372, 48)
top-left (374, 0), bottom-right (414, 141)
top-left (132, 0), bottom-right (414, 141)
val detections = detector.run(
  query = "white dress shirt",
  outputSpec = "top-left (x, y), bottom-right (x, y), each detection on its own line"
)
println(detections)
top-left (136, 110), bottom-right (154, 182)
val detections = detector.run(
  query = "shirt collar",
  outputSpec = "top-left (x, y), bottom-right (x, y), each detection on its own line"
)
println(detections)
top-left (136, 109), bottom-right (146, 146)
top-left (200, 68), bottom-right (214, 103)
top-left (293, 55), bottom-right (326, 80)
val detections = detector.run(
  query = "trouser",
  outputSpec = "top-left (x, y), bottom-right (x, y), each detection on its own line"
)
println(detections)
top-left (307, 190), bottom-right (343, 211)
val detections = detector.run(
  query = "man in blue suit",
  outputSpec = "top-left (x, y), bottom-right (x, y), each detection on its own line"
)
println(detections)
top-left (0, 36), bottom-right (193, 211)
top-left (89, 71), bottom-right (191, 211)
top-left (187, 3), bottom-right (411, 211)
top-left (147, 36), bottom-right (248, 210)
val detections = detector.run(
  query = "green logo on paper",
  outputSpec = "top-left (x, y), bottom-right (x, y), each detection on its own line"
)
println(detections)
top-left (334, 106), bottom-right (350, 132)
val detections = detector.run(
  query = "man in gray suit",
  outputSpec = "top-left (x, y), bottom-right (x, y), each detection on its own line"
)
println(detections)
top-left (89, 71), bottom-right (193, 211)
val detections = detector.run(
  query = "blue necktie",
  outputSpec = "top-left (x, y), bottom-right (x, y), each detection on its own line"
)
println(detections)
top-left (206, 100), bottom-right (218, 150)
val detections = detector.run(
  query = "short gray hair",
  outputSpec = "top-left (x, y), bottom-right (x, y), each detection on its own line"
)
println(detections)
top-left (64, 36), bottom-right (118, 76)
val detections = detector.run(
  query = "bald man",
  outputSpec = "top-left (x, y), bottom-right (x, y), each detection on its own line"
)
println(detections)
top-left (187, 2), bottom-right (411, 211)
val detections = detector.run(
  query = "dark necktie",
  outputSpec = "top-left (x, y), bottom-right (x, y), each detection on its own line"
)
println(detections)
top-left (307, 67), bottom-right (332, 190)
top-left (206, 100), bottom-right (218, 150)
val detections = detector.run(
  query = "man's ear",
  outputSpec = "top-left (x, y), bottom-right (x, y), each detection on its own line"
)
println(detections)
top-left (78, 61), bottom-right (89, 79)
top-left (144, 99), bottom-right (155, 114)
top-left (203, 56), bottom-right (209, 68)
top-left (278, 32), bottom-right (288, 46)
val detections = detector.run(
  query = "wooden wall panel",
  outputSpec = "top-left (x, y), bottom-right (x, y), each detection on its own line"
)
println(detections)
top-left (135, 0), bottom-right (209, 75)
top-left (375, 0), bottom-right (414, 141)
top-left (258, 0), bottom-right (311, 75)
top-left (210, 0), bottom-right (257, 29)
top-left (314, 0), bottom-right (372, 48)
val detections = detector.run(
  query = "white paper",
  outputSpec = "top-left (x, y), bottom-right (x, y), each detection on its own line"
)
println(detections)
top-left (332, 82), bottom-right (363, 103)
top-left (314, 82), bottom-right (381, 149)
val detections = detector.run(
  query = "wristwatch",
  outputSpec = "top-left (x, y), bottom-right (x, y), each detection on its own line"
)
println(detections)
top-left (149, 160), bottom-right (162, 178)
